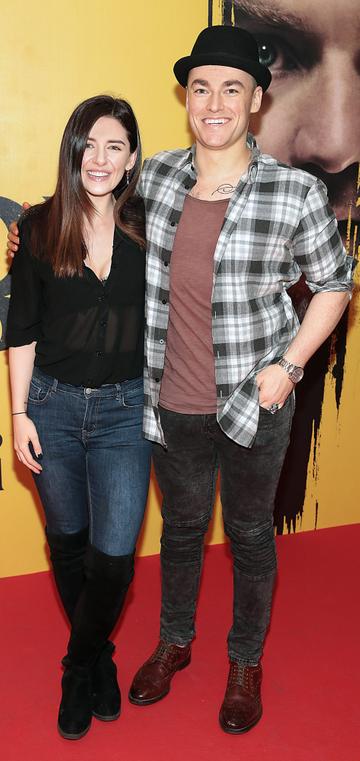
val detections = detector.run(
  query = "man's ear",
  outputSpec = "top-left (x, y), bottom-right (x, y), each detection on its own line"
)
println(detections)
top-left (251, 85), bottom-right (263, 115)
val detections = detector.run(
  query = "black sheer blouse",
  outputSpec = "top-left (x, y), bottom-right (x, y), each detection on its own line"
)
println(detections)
top-left (6, 220), bottom-right (145, 387)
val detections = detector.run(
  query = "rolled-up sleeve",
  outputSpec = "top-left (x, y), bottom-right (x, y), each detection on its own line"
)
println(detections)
top-left (6, 223), bottom-right (42, 346)
top-left (292, 179), bottom-right (354, 294)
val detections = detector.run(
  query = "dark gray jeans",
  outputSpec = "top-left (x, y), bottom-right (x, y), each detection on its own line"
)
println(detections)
top-left (153, 395), bottom-right (295, 665)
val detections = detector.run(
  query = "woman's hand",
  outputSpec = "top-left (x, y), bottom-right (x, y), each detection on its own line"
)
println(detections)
top-left (13, 414), bottom-right (43, 473)
top-left (256, 364), bottom-right (294, 411)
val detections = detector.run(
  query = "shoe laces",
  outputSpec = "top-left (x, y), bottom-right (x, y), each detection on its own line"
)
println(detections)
top-left (149, 641), bottom-right (173, 666)
top-left (150, 641), bottom-right (183, 667)
top-left (228, 661), bottom-right (259, 692)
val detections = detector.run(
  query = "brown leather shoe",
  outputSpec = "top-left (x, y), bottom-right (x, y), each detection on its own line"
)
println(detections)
top-left (219, 661), bottom-right (263, 734)
top-left (128, 640), bottom-right (191, 705)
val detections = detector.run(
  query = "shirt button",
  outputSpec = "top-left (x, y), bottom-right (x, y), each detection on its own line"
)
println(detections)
top-left (100, 320), bottom-right (107, 327)
top-left (170, 222), bottom-right (175, 227)
top-left (162, 299), bottom-right (167, 305)
top-left (96, 351), bottom-right (103, 358)
top-left (164, 261), bottom-right (169, 267)
top-left (98, 295), bottom-right (105, 302)
top-left (159, 339), bottom-right (164, 344)
top-left (155, 377), bottom-right (160, 383)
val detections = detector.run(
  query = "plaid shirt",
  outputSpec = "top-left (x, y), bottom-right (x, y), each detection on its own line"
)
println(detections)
top-left (139, 137), bottom-right (353, 448)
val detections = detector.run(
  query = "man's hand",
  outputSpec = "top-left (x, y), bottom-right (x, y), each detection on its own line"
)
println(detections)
top-left (7, 201), bottom-right (30, 258)
top-left (256, 364), bottom-right (294, 410)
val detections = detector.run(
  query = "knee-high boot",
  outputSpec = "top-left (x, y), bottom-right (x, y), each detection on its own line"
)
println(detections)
top-left (46, 529), bottom-right (123, 727)
top-left (45, 527), bottom-right (88, 622)
top-left (58, 544), bottom-right (134, 740)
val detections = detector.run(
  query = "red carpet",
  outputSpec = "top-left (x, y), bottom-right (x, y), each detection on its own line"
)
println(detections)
top-left (1, 525), bottom-right (359, 761)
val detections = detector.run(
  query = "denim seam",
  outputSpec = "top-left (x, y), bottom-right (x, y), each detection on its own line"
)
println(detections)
top-left (227, 653), bottom-right (260, 667)
top-left (85, 454), bottom-right (93, 546)
top-left (161, 511), bottom-right (212, 528)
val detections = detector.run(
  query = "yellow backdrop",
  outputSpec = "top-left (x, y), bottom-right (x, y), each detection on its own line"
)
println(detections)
top-left (0, 0), bottom-right (359, 579)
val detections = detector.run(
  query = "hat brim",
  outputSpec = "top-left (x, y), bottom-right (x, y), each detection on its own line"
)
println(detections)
top-left (173, 52), bottom-right (271, 92)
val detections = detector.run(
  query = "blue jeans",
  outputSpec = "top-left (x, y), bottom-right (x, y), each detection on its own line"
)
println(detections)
top-left (153, 396), bottom-right (295, 665)
top-left (27, 369), bottom-right (152, 556)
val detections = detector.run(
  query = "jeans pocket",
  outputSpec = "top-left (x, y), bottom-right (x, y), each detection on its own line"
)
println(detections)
top-left (28, 378), bottom-right (52, 405)
top-left (258, 404), bottom-right (273, 416)
top-left (122, 379), bottom-right (144, 408)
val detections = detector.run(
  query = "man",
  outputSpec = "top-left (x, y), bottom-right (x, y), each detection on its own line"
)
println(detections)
top-left (7, 25), bottom-right (353, 734)
top-left (128, 25), bottom-right (352, 733)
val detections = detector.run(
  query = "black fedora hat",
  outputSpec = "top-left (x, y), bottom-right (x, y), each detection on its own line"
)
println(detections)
top-left (173, 25), bottom-right (271, 92)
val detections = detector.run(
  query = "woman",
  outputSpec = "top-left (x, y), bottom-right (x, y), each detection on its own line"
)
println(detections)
top-left (6, 95), bottom-right (152, 740)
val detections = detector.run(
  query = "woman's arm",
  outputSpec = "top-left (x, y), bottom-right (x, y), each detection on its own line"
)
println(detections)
top-left (9, 343), bottom-right (43, 473)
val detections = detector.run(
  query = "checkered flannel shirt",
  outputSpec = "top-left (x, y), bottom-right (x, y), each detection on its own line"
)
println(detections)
top-left (139, 137), bottom-right (353, 448)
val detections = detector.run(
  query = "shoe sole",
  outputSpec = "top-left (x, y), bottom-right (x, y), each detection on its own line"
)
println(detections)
top-left (57, 722), bottom-right (91, 740)
top-left (219, 709), bottom-right (262, 735)
top-left (128, 654), bottom-right (191, 706)
top-left (92, 709), bottom-right (121, 721)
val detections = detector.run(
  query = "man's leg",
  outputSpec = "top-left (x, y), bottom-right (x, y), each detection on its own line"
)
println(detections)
top-left (129, 408), bottom-right (218, 705)
top-left (217, 395), bottom-right (295, 733)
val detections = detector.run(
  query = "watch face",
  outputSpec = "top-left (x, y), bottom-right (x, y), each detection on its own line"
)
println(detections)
top-left (290, 366), bottom-right (304, 383)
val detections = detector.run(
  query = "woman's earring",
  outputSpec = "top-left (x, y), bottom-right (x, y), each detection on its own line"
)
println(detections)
top-left (126, 170), bottom-right (130, 185)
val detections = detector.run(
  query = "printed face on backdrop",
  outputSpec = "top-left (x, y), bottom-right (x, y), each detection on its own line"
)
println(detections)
top-left (233, 0), bottom-right (360, 240)
top-left (81, 116), bottom-right (136, 200)
top-left (186, 65), bottom-right (262, 152)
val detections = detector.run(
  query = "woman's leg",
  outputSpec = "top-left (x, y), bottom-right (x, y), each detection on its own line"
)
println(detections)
top-left (59, 377), bottom-right (152, 738)
top-left (45, 527), bottom-right (89, 622)
top-left (27, 372), bottom-right (90, 622)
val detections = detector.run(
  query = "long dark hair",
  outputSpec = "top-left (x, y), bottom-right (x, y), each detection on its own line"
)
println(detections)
top-left (27, 95), bottom-right (145, 276)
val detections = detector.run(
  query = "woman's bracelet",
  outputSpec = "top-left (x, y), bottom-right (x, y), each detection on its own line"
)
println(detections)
top-left (12, 411), bottom-right (27, 416)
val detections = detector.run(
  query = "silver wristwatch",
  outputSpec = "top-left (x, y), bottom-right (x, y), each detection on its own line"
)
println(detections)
top-left (278, 357), bottom-right (304, 384)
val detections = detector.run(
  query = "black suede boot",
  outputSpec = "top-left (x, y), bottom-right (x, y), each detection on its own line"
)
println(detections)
top-left (46, 527), bottom-right (88, 621)
top-left (58, 663), bottom-right (93, 740)
top-left (46, 529), bottom-right (122, 722)
top-left (92, 641), bottom-right (121, 721)
top-left (57, 545), bottom-right (134, 740)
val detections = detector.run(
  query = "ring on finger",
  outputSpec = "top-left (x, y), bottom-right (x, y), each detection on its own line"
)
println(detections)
top-left (269, 403), bottom-right (280, 414)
